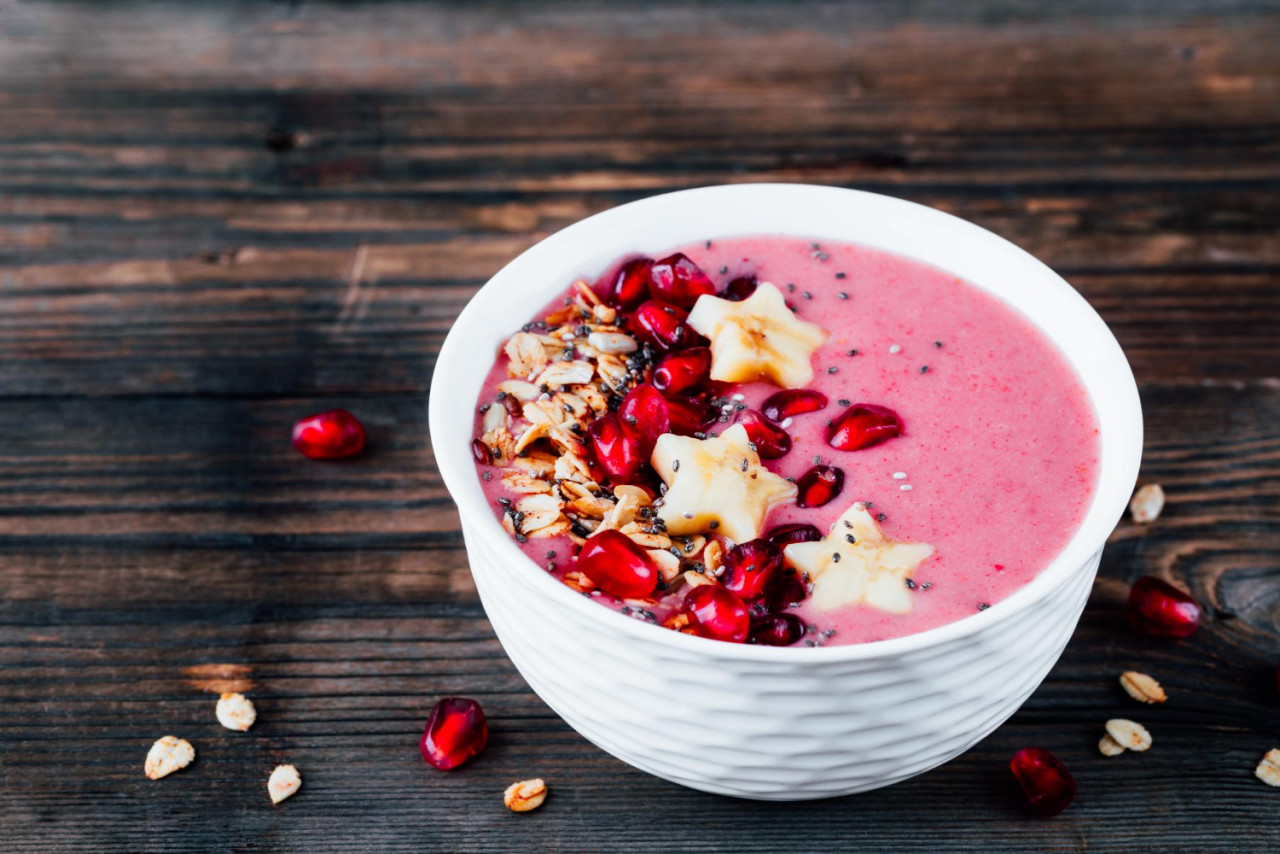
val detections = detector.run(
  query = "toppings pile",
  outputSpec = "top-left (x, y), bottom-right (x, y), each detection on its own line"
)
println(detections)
top-left (473, 251), bottom-right (926, 645)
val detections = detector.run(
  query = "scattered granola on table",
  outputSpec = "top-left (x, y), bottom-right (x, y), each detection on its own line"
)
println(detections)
top-left (503, 778), bottom-right (548, 812)
top-left (144, 735), bottom-right (195, 780)
top-left (268, 764), bottom-right (302, 804)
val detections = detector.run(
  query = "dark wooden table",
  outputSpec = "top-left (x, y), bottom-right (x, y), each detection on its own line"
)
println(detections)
top-left (2, 1), bottom-right (1278, 850)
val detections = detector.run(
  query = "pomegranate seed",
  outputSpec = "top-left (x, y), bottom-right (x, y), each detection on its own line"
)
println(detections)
top-left (587, 412), bottom-right (646, 483)
top-left (420, 697), bottom-right (488, 771)
top-left (578, 529), bottom-right (658, 599)
top-left (765, 523), bottom-right (822, 549)
top-left (665, 395), bottom-right (711, 436)
top-left (617, 384), bottom-right (670, 454)
top-left (723, 275), bottom-right (758, 302)
top-left (471, 438), bottom-right (491, 465)
top-left (721, 539), bottom-right (784, 600)
top-left (1009, 747), bottom-right (1076, 818)
top-left (764, 570), bottom-right (807, 612)
top-left (826, 403), bottom-right (904, 452)
top-left (736, 409), bottom-right (792, 459)
top-left (653, 347), bottom-right (711, 397)
top-left (649, 253), bottom-right (716, 308)
top-left (749, 613), bottom-right (806, 646)
top-left (602, 257), bottom-right (653, 311)
top-left (1128, 576), bottom-right (1201, 637)
top-left (762, 389), bottom-right (828, 423)
top-left (292, 409), bottom-right (366, 460)
top-left (682, 585), bottom-right (750, 643)
top-left (796, 465), bottom-right (844, 508)
top-left (629, 300), bottom-right (701, 352)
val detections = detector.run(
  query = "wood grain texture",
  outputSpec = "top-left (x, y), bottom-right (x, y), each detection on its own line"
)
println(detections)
top-left (1, 1), bottom-right (1279, 850)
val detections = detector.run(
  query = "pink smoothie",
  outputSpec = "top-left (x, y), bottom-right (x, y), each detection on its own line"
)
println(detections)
top-left (472, 235), bottom-right (1100, 646)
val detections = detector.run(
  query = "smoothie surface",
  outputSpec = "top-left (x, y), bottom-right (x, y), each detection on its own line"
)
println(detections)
top-left (474, 235), bottom-right (1100, 645)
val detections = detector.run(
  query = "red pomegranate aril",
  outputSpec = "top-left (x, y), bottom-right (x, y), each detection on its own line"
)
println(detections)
top-left (764, 570), bottom-right (807, 612)
top-left (796, 465), bottom-right (844, 508)
top-left (723, 275), bottom-right (758, 302)
top-left (603, 257), bottom-right (654, 311)
top-left (649, 252), bottom-right (717, 308)
top-left (470, 438), bottom-right (491, 464)
top-left (826, 403), bottom-right (904, 452)
top-left (665, 395), bottom-right (711, 436)
top-left (762, 389), bottom-right (828, 423)
top-left (617, 383), bottom-right (670, 454)
top-left (721, 538), bottom-right (784, 601)
top-left (420, 697), bottom-right (488, 771)
top-left (1128, 576), bottom-right (1201, 637)
top-left (682, 585), bottom-right (750, 643)
top-left (653, 347), bottom-right (711, 397)
top-left (736, 409), bottom-right (792, 459)
top-left (292, 409), bottom-right (366, 460)
top-left (766, 523), bottom-right (822, 549)
top-left (1009, 747), bottom-right (1076, 818)
top-left (749, 613), bottom-right (806, 646)
top-left (587, 412), bottom-right (646, 484)
top-left (630, 299), bottom-right (701, 352)
top-left (578, 529), bottom-right (659, 599)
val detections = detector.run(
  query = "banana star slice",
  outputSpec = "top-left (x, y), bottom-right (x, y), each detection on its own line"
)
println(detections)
top-left (783, 501), bottom-right (934, 614)
top-left (651, 424), bottom-right (797, 543)
top-left (686, 282), bottom-right (829, 388)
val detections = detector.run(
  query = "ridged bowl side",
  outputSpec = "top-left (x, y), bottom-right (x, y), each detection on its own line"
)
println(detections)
top-left (465, 523), bottom-right (1100, 801)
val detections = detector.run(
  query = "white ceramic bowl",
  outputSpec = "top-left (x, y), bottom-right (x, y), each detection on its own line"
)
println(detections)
top-left (429, 184), bottom-right (1142, 800)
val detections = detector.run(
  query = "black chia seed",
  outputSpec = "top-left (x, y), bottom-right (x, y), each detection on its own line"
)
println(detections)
top-left (803, 291), bottom-right (812, 300)
top-left (922, 582), bottom-right (932, 590)
top-left (845, 534), bottom-right (856, 544)
top-left (709, 520), bottom-right (719, 530)
top-left (482, 472), bottom-right (492, 481)
top-left (935, 340), bottom-right (944, 348)
top-left (877, 512), bottom-right (886, 522)
top-left (835, 272), bottom-right (846, 279)
top-left (977, 602), bottom-right (990, 611)
top-left (786, 283), bottom-right (796, 293)
top-left (905, 578), bottom-right (916, 590)
top-left (837, 398), bottom-right (851, 407)
top-left (812, 454), bottom-right (821, 465)
top-left (827, 366), bottom-right (838, 374)
top-left (920, 365), bottom-right (929, 374)
top-left (719, 266), bottom-right (728, 275)
top-left (832, 553), bottom-right (841, 562)
top-left (837, 291), bottom-right (849, 300)
top-left (672, 459), bottom-right (680, 472)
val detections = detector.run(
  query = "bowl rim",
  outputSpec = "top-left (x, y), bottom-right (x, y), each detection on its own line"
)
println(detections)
top-left (429, 182), bottom-right (1143, 661)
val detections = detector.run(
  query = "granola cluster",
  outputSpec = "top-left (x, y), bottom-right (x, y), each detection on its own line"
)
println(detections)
top-left (476, 279), bottom-right (725, 621)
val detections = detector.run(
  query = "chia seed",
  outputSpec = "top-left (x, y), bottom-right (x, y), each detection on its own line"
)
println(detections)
top-left (978, 602), bottom-right (990, 611)
top-left (478, 403), bottom-right (490, 413)
top-left (497, 497), bottom-right (512, 507)
top-left (837, 291), bottom-right (849, 300)
top-left (482, 472), bottom-right (492, 481)
top-left (672, 459), bottom-right (680, 472)
top-left (683, 512), bottom-right (693, 519)
top-left (920, 365), bottom-right (929, 374)
top-left (847, 349), bottom-right (858, 356)
top-left (709, 520), bottom-right (719, 530)
top-left (706, 240), bottom-right (713, 249)
top-left (827, 366), bottom-right (838, 374)
top-left (935, 340), bottom-right (943, 348)
top-left (877, 513), bottom-right (886, 522)
top-left (845, 534), bottom-right (856, 544)
top-left (838, 398), bottom-right (851, 407)
top-left (741, 458), bottom-right (749, 472)
top-left (905, 578), bottom-right (916, 590)
top-left (719, 266), bottom-right (729, 275)
top-left (803, 291), bottom-right (812, 300)
top-left (786, 283), bottom-right (796, 293)
top-left (921, 582), bottom-right (932, 590)
top-left (832, 553), bottom-right (841, 562)
top-left (812, 454), bottom-right (821, 465)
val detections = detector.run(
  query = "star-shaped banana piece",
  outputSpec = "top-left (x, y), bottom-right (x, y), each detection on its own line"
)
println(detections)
top-left (651, 424), bottom-right (797, 542)
top-left (686, 282), bottom-right (829, 388)
top-left (783, 501), bottom-right (934, 614)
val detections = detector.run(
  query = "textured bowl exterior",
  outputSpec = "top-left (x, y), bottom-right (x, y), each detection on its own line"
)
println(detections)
top-left (469, 522), bottom-right (1099, 800)
top-left (430, 184), bottom-right (1143, 800)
